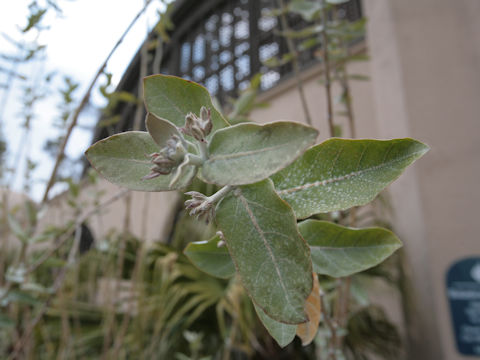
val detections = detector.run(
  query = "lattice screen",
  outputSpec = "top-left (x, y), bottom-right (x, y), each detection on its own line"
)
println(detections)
top-left (157, 0), bottom-right (362, 105)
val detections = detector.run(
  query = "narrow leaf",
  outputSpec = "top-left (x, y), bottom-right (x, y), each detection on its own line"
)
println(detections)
top-left (7, 290), bottom-right (41, 306)
top-left (144, 75), bottom-right (229, 135)
top-left (280, 25), bottom-right (324, 39)
top-left (0, 314), bottom-right (14, 329)
top-left (272, 138), bottom-right (429, 218)
top-left (25, 200), bottom-right (37, 229)
top-left (299, 220), bottom-right (402, 277)
top-left (85, 131), bottom-right (196, 191)
top-left (348, 74), bottom-right (370, 81)
top-left (288, 0), bottom-right (322, 21)
top-left (8, 214), bottom-right (28, 243)
top-left (202, 121), bottom-right (318, 186)
top-left (296, 273), bottom-right (321, 345)
top-left (254, 303), bottom-right (297, 348)
top-left (215, 179), bottom-right (312, 324)
top-left (184, 235), bottom-right (235, 279)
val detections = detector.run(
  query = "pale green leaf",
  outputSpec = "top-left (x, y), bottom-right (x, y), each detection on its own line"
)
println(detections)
top-left (215, 180), bottom-right (312, 324)
top-left (288, 0), bottom-right (322, 21)
top-left (25, 200), bottom-right (37, 229)
top-left (280, 25), bottom-right (324, 39)
top-left (272, 138), bottom-right (429, 218)
top-left (8, 214), bottom-right (28, 243)
top-left (145, 112), bottom-right (182, 147)
top-left (184, 235), bottom-right (235, 279)
top-left (85, 131), bottom-right (196, 191)
top-left (348, 74), bottom-right (370, 81)
top-left (143, 75), bottom-right (229, 135)
top-left (345, 53), bottom-right (370, 62)
top-left (201, 121), bottom-right (318, 186)
top-left (7, 290), bottom-right (41, 306)
top-left (254, 303), bottom-right (297, 347)
top-left (299, 220), bottom-right (402, 277)
top-left (0, 314), bottom-right (14, 328)
top-left (263, 53), bottom-right (294, 67)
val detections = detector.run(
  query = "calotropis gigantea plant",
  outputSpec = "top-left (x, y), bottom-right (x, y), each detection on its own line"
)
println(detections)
top-left (85, 75), bottom-right (428, 347)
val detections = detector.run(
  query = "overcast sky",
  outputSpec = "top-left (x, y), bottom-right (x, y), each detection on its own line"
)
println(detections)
top-left (0, 0), bottom-right (163, 201)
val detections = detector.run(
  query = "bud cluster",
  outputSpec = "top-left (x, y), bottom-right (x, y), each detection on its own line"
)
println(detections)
top-left (142, 106), bottom-right (212, 182)
top-left (181, 106), bottom-right (212, 142)
top-left (143, 134), bottom-right (187, 180)
top-left (184, 191), bottom-right (215, 223)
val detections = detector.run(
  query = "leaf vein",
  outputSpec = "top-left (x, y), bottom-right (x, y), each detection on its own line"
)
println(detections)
top-left (236, 189), bottom-right (293, 309)
top-left (277, 151), bottom-right (421, 195)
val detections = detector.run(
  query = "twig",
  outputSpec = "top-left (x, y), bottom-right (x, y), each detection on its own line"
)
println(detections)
top-left (26, 188), bottom-right (130, 275)
top-left (319, 287), bottom-right (338, 360)
top-left (277, 0), bottom-right (313, 126)
top-left (132, 19), bottom-right (150, 131)
top-left (9, 225), bottom-right (82, 360)
top-left (152, 37), bottom-right (164, 74)
top-left (334, 8), bottom-right (356, 139)
top-left (6, 188), bottom-right (130, 358)
top-left (340, 277), bottom-right (351, 327)
top-left (41, 0), bottom-right (153, 204)
top-left (338, 67), bottom-right (355, 138)
top-left (319, 0), bottom-right (335, 137)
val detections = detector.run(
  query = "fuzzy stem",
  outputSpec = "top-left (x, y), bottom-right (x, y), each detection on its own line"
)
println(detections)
top-left (208, 185), bottom-right (233, 205)
top-left (187, 154), bottom-right (205, 166)
top-left (198, 140), bottom-right (209, 161)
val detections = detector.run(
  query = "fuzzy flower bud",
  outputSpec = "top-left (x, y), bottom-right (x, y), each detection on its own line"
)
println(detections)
top-left (142, 134), bottom-right (188, 180)
top-left (181, 106), bottom-right (212, 142)
top-left (184, 191), bottom-right (215, 223)
top-left (199, 106), bottom-right (213, 135)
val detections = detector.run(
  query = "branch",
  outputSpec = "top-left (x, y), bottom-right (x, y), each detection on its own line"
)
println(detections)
top-left (277, 0), bottom-right (313, 126)
top-left (320, 0), bottom-right (335, 137)
top-left (8, 188), bottom-right (130, 359)
top-left (319, 287), bottom-right (339, 360)
top-left (41, 0), bottom-right (153, 204)
top-left (27, 188), bottom-right (130, 274)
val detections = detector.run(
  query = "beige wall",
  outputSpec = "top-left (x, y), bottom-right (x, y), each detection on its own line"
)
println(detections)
top-left (365, 1), bottom-right (480, 359)
top-left (251, 52), bottom-right (378, 141)
top-left (44, 180), bottom-right (179, 245)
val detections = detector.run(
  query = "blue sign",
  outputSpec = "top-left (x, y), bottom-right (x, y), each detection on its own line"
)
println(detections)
top-left (446, 257), bottom-right (480, 356)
